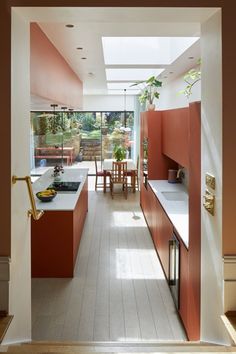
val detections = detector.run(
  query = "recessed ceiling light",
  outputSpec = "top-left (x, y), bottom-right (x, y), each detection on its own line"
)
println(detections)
top-left (65, 24), bottom-right (74, 28)
top-left (81, 57), bottom-right (87, 60)
top-left (76, 47), bottom-right (83, 50)
top-left (188, 56), bottom-right (194, 59)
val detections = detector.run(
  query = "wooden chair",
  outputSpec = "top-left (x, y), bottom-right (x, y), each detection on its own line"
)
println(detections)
top-left (126, 155), bottom-right (139, 191)
top-left (110, 161), bottom-right (128, 199)
top-left (95, 156), bottom-right (110, 191)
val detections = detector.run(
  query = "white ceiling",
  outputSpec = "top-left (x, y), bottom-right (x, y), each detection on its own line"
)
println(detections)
top-left (15, 7), bottom-right (217, 103)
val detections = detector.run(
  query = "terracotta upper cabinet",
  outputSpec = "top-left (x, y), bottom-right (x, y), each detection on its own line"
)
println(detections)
top-left (140, 111), bottom-right (177, 180)
top-left (162, 108), bottom-right (189, 168)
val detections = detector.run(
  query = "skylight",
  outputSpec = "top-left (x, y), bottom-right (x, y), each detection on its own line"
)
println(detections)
top-left (106, 68), bottom-right (164, 81)
top-left (102, 37), bottom-right (199, 65)
top-left (107, 82), bottom-right (138, 90)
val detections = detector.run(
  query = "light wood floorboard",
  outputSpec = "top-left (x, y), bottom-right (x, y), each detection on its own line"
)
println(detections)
top-left (32, 178), bottom-right (186, 341)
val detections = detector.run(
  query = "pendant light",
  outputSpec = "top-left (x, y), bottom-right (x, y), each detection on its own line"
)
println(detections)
top-left (61, 106), bottom-right (67, 167)
top-left (50, 103), bottom-right (58, 135)
top-left (124, 88), bottom-right (127, 128)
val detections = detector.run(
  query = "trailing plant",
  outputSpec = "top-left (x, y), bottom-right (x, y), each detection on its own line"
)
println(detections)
top-left (179, 59), bottom-right (201, 98)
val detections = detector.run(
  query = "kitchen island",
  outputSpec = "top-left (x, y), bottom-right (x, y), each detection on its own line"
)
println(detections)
top-left (31, 168), bottom-right (88, 277)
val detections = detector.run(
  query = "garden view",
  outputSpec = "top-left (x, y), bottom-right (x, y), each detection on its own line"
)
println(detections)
top-left (31, 110), bottom-right (134, 171)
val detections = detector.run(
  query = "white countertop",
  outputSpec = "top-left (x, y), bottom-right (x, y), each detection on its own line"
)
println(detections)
top-left (32, 168), bottom-right (88, 211)
top-left (148, 180), bottom-right (189, 248)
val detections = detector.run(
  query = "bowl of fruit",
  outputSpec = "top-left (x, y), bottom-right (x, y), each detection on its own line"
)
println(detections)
top-left (36, 189), bottom-right (57, 202)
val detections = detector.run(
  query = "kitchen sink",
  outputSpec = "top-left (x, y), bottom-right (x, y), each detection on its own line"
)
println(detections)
top-left (161, 191), bottom-right (188, 201)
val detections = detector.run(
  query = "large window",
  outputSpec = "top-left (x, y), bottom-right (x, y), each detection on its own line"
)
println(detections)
top-left (31, 110), bottom-right (134, 173)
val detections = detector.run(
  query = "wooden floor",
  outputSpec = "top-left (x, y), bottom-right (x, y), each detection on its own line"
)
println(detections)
top-left (32, 178), bottom-right (186, 341)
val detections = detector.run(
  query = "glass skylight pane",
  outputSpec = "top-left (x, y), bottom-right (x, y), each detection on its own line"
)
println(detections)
top-left (107, 82), bottom-right (139, 90)
top-left (102, 37), bottom-right (199, 65)
top-left (103, 37), bottom-right (171, 65)
top-left (106, 68), bottom-right (164, 81)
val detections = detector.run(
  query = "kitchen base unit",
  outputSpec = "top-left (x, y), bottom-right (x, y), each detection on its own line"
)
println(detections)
top-left (31, 169), bottom-right (88, 278)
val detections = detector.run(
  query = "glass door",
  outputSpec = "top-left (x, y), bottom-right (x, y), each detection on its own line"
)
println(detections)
top-left (101, 111), bottom-right (134, 161)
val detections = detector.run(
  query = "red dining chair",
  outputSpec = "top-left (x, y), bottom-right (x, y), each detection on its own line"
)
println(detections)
top-left (126, 155), bottom-right (139, 191)
top-left (95, 156), bottom-right (110, 191)
top-left (110, 161), bottom-right (128, 199)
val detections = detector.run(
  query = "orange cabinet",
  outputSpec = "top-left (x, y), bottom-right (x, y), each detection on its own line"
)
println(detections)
top-left (162, 108), bottom-right (189, 168)
top-left (155, 200), bottom-right (172, 278)
top-left (141, 184), bottom-right (189, 335)
top-left (140, 111), bottom-right (177, 181)
top-left (178, 234), bottom-right (189, 331)
top-left (141, 184), bottom-right (172, 278)
top-left (31, 178), bottom-right (88, 278)
top-left (140, 103), bottom-right (201, 341)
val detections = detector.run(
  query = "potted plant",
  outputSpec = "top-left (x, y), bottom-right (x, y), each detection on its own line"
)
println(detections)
top-left (113, 144), bottom-right (126, 161)
top-left (131, 76), bottom-right (162, 110)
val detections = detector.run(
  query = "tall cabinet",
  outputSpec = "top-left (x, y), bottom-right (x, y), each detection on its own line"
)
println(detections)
top-left (140, 111), bottom-right (176, 181)
top-left (140, 111), bottom-right (177, 209)
top-left (140, 104), bottom-right (201, 341)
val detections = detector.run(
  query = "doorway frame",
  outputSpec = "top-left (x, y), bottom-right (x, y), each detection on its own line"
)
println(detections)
top-left (1, 0), bottom-right (235, 345)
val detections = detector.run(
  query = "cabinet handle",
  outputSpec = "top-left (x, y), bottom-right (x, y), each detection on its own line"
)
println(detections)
top-left (169, 239), bottom-right (176, 286)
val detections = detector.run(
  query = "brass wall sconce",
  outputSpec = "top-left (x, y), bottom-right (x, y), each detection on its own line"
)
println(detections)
top-left (206, 173), bottom-right (216, 190)
top-left (203, 189), bottom-right (215, 216)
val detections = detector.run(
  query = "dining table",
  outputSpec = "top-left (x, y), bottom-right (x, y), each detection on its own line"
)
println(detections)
top-left (103, 158), bottom-right (136, 193)
top-left (35, 146), bottom-right (75, 165)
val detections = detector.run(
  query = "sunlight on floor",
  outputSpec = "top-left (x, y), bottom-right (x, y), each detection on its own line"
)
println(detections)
top-left (116, 248), bottom-right (165, 280)
top-left (112, 211), bottom-right (146, 227)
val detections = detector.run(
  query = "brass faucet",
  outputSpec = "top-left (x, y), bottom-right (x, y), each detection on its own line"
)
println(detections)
top-left (177, 167), bottom-right (184, 180)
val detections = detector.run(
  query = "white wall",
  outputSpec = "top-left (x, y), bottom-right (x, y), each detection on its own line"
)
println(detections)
top-left (83, 94), bottom-right (136, 111)
top-left (4, 10), bottom-right (32, 343)
top-left (200, 10), bottom-right (230, 344)
top-left (158, 72), bottom-right (201, 110)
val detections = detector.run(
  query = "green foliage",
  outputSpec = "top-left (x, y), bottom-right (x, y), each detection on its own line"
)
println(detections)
top-left (45, 133), bottom-right (63, 145)
top-left (76, 112), bottom-right (96, 131)
top-left (31, 113), bottom-right (49, 135)
top-left (48, 113), bottom-right (62, 134)
top-left (131, 76), bottom-right (162, 104)
top-left (80, 129), bottom-right (101, 139)
top-left (179, 60), bottom-right (201, 98)
top-left (113, 144), bottom-right (126, 161)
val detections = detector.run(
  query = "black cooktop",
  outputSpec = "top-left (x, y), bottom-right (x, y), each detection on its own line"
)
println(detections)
top-left (48, 181), bottom-right (81, 192)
